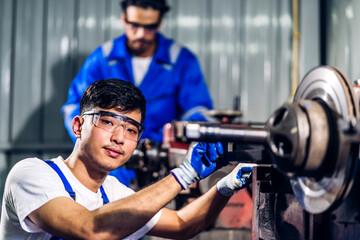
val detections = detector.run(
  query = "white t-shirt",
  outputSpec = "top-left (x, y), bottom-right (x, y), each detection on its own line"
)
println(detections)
top-left (0, 156), bottom-right (161, 239)
top-left (132, 56), bottom-right (152, 86)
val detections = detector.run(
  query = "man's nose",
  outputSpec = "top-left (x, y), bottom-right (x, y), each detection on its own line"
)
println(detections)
top-left (111, 125), bottom-right (126, 144)
top-left (135, 27), bottom-right (146, 37)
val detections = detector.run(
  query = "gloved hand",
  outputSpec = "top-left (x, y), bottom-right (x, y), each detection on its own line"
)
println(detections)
top-left (216, 163), bottom-right (253, 196)
top-left (171, 142), bottom-right (225, 189)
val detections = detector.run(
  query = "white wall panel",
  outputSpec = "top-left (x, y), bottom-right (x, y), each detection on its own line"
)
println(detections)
top-left (44, 0), bottom-right (77, 142)
top-left (77, 0), bottom-right (108, 57)
top-left (12, 0), bottom-right (44, 143)
top-left (0, 0), bottom-right (13, 144)
top-left (327, 0), bottom-right (360, 82)
top-left (108, 0), bottom-right (125, 39)
top-left (299, 0), bottom-right (320, 79)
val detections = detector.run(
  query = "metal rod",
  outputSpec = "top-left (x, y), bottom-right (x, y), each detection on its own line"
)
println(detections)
top-left (176, 122), bottom-right (268, 144)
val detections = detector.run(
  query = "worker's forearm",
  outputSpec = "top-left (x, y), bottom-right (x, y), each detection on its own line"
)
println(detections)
top-left (90, 174), bottom-right (182, 239)
top-left (176, 186), bottom-right (231, 238)
top-left (30, 174), bottom-right (183, 240)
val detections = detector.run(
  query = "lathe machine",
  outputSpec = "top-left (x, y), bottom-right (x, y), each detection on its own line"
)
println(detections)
top-left (128, 66), bottom-right (360, 240)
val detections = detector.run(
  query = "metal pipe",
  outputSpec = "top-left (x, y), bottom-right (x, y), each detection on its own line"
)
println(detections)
top-left (175, 122), bottom-right (268, 144)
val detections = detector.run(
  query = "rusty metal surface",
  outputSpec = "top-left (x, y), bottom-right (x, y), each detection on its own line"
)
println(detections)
top-left (215, 189), bottom-right (253, 229)
top-left (252, 166), bottom-right (308, 240)
top-left (251, 165), bottom-right (360, 240)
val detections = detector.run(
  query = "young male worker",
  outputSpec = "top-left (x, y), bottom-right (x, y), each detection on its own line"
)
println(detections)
top-left (1, 79), bottom-right (252, 239)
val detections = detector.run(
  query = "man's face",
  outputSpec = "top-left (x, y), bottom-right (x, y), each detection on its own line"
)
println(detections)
top-left (78, 107), bottom-right (141, 173)
top-left (122, 6), bottom-right (161, 56)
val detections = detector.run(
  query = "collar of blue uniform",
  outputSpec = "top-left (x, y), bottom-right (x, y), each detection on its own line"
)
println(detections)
top-left (106, 33), bottom-right (173, 65)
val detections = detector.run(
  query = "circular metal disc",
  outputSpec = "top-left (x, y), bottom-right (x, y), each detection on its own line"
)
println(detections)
top-left (291, 66), bottom-right (359, 214)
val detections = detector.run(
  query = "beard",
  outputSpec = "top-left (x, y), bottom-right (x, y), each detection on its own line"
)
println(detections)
top-left (81, 143), bottom-right (115, 174)
top-left (128, 38), bottom-right (154, 55)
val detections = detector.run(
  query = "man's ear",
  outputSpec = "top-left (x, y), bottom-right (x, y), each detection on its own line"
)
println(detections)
top-left (121, 13), bottom-right (126, 25)
top-left (158, 18), bottom-right (164, 30)
top-left (72, 116), bottom-right (84, 139)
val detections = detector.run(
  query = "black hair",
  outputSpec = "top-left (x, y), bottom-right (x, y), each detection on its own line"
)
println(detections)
top-left (120, 0), bottom-right (170, 18)
top-left (80, 79), bottom-right (146, 124)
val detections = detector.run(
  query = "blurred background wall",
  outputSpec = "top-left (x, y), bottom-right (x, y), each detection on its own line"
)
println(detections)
top-left (1, 0), bottom-right (351, 217)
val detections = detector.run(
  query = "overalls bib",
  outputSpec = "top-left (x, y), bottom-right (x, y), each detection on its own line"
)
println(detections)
top-left (44, 160), bottom-right (109, 239)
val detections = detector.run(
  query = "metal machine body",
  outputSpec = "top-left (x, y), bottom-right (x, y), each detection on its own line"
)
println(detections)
top-left (170, 66), bottom-right (360, 239)
top-left (127, 66), bottom-right (360, 239)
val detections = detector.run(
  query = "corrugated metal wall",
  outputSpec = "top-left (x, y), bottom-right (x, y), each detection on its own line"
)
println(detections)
top-left (327, 0), bottom-right (360, 81)
top-left (0, 0), bottom-right (322, 215)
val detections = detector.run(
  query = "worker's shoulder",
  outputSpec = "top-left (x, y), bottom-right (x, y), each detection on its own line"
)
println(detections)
top-left (161, 39), bottom-right (198, 65)
top-left (164, 38), bottom-right (199, 62)
top-left (6, 157), bottom-right (49, 181)
top-left (99, 35), bottom-right (127, 59)
top-left (12, 157), bottom-right (46, 169)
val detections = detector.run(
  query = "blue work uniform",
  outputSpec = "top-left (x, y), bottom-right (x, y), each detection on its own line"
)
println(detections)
top-left (61, 33), bottom-right (213, 186)
top-left (62, 33), bottom-right (213, 144)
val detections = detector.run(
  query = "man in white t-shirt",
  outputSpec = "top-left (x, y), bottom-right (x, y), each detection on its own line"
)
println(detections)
top-left (1, 79), bottom-right (252, 239)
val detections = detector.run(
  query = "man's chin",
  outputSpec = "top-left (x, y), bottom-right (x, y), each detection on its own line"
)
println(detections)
top-left (131, 47), bottom-right (149, 55)
top-left (99, 158), bottom-right (126, 173)
top-left (110, 160), bottom-right (128, 171)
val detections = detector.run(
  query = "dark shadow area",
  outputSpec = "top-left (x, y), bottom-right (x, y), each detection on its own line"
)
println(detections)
top-left (10, 53), bottom-right (90, 154)
top-left (0, 53), bottom-right (89, 216)
top-left (275, 193), bottom-right (301, 240)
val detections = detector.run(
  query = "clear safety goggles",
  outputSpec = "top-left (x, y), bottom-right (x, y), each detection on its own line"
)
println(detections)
top-left (82, 110), bottom-right (145, 141)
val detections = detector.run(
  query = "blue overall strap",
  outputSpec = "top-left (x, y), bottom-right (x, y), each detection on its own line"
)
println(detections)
top-left (44, 160), bottom-right (109, 204)
top-left (44, 161), bottom-right (108, 240)
top-left (50, 188), bottom-right (109, 240)
top-left (44, 160), bottom-right (76, 201)
top-left (100, 185), bottom-right (109, 204)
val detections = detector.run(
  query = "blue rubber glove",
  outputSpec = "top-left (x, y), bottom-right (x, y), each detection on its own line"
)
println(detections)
top-left (216, 164), bottom-right (253, 196)
top-left (171, 142), bottom-right (225, 189)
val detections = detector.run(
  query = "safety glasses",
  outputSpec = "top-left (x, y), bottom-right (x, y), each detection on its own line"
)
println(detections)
top-left (82, 110), bottom-right (145, 141)
top-left (125, 18), bottom-right (160, 32)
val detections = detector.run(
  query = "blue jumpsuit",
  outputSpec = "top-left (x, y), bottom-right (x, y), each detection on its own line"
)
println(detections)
top-left (61, 33), bottom-right (213, 185)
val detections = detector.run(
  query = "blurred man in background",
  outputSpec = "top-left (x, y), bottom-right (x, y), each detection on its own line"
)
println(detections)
top-left (61, 0), bottom-right (213, 186)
